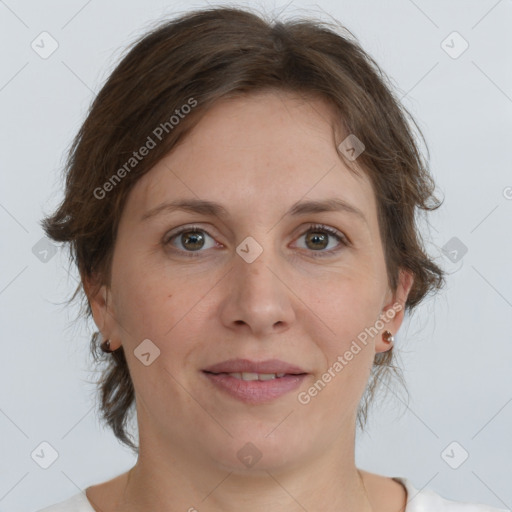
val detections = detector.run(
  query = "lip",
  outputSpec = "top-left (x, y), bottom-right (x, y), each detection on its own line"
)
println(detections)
top-left (201, 358), bottom-right (309, 404)
top-left (202, 372), bottom-right (308, 404)
top-left (202, 358), bottom-right (307, 374)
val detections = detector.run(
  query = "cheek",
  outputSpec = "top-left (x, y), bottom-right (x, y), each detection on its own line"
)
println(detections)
top-left (111, 259), bottom-right (207, 379)
top-left (307, 269), bottom-right (384, 336)
top-left (302, 271), bottom-right (383, 388)
top-left (111, 256), bottom-right (176, 343)
top-left (311, 286), bottom-right (378, 405)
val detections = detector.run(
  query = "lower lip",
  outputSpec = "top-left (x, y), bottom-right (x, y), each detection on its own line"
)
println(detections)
top-left (202, 372), bottom-right (308, 404)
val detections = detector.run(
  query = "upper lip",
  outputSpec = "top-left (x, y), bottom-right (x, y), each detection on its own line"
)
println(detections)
top-left (202, 358), bottom-right (307, 374)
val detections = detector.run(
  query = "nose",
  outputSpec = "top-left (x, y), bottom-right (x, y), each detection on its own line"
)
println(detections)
top-left (218, 241), bottom-right (296, 338)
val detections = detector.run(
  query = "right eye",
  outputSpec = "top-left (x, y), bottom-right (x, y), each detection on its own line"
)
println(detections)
top-left (163, 225), bottom-right (219, 257)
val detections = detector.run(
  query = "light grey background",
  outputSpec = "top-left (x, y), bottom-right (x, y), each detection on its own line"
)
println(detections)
top-left (1, 0), bottom-right (511, 510)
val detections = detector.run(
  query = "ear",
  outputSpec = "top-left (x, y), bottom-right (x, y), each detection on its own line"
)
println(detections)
top-left (376, 269), bottom-right (414, 353)
top-left (84, 274), bottom-right (121, 350)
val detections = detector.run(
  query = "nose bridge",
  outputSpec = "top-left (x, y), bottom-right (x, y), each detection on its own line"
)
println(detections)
top-left (226, 232), bottom-right (294, 331)
top-left (235, 234), bottom-right (276, 291)
top-left (211, 202), bottom-right (308, 336)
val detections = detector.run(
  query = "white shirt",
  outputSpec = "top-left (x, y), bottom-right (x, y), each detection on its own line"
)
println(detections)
top-left (35, 477), bottom-right (509, 512)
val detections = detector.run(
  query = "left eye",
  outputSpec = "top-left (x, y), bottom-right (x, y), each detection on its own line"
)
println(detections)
top-left (163, 224), bottom-right (348, 257)
top-left (294, 224), bottom-right (348, 254)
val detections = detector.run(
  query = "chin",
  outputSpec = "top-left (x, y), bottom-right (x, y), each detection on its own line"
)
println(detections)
top-left (201, 429), bottom-right (308, 475)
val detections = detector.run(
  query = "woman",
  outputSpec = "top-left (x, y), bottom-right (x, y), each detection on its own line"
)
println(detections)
top-left (36, 6), bottom-right (506, 512)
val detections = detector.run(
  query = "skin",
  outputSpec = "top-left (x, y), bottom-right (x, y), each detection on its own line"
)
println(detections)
top-left (86, 89), bottom-right (413, 512)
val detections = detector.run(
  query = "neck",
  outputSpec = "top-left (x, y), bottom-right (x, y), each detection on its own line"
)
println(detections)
top-left (117, 437), bottom-right (373, 512)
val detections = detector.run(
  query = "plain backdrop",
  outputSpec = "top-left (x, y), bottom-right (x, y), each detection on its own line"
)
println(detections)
top-left (0, 0), bottom-right (511, 510)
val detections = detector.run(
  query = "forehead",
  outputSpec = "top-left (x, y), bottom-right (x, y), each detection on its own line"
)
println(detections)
top-left (123, 90), bottom-right (377, 228)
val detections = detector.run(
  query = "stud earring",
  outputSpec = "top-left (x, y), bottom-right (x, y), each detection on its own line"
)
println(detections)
top-left (100, 339), bottom-right (113, 353)
top-left (382, 330), bottom-right (394, 345)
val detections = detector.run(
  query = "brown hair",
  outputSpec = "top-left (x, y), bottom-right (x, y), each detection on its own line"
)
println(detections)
top-left (42, 6), bottom-right (445, 453)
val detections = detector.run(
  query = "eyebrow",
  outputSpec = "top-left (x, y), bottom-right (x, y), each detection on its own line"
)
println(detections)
top-left (140, 197), bottom-right (367, 223)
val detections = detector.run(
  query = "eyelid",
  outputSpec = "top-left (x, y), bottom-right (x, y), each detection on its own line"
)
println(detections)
top-left (163, 222), bottom-right (349, 256)
top-left (162, 224), bottom-right (217, 248)
top-left (292, 223), bottom-right (350, 257)
top-left (301, 223), bottom-right (350, 245)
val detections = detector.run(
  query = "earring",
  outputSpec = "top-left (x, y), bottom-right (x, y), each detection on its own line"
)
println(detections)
top-left (382, 330), bottom-right (394, 345)
top-left (100, 339), bottom-right (113, 353)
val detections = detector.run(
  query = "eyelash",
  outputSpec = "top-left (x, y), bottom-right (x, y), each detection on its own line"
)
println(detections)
top-left (163, 223), bottom-right (349, 259)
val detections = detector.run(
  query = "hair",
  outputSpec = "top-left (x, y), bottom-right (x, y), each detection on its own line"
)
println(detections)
top-left (41, 5), bottom-right (445, 453)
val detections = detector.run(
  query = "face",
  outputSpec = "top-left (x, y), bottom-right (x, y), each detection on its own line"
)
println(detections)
top-left (89, 90), bottom-right (413, 472)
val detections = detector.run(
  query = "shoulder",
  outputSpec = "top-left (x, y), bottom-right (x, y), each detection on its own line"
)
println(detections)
top-left (394, 477), bottom-right (509, 512)
top-left (34, 492), bottom-right (95, 512)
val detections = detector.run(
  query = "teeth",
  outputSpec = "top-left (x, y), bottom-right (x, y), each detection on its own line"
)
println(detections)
top-left (258, 373), bottom-right (277, 381)
top-left (241, 372), bottom-right (259, 381)
top-left (225, 372), bottom-right (287, 381)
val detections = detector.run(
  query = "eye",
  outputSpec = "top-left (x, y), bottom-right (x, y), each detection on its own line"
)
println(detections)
top-left (294, 223), bottom-right (349, 257)
top-left (163, 225), bottom-right (217, 257)
top-left (163, 223), bottom-right (349, 258)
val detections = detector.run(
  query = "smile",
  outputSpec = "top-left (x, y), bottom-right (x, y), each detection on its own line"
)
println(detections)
top-left (202, 370), bottom-right (308, 404)
top-left (216, 372), bottom-right (287, 380)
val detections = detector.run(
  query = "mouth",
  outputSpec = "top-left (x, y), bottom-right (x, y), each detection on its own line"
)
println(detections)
top-left (203, 371), bottom-right (304, 380)
top-left (201, 359), bottom-right (308, 404)
top-left (202, 358), bottom-right (307, 375)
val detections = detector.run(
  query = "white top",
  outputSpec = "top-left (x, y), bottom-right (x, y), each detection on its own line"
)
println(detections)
top-left (35, 477), bottom-right (510, 512)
